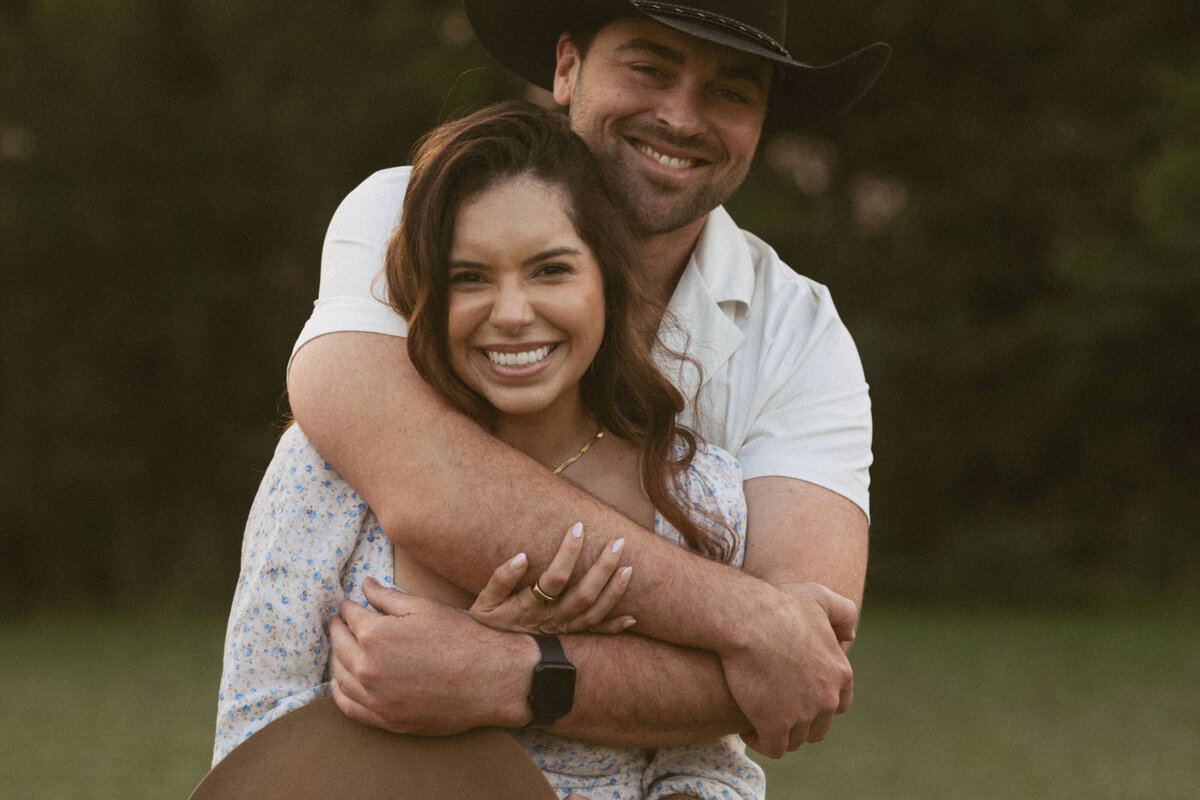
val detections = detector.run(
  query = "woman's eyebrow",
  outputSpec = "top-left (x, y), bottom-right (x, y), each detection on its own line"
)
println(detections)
top-left (524, 246), bottom-right (580, 266)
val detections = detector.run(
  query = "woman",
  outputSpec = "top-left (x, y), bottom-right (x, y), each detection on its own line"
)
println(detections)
top-left (212, 103), bottom-right (764, 800)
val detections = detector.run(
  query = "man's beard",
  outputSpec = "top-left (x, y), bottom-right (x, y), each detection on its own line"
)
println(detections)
top-left (589, 122), bottom-right (747, 237)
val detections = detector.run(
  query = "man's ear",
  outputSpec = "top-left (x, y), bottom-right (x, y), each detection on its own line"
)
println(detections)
top-left (553, 33), bottom-right (580, 107)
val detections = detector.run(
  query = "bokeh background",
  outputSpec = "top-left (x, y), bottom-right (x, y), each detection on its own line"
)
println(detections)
top-left (2, 1), bottom-right (1198, 797)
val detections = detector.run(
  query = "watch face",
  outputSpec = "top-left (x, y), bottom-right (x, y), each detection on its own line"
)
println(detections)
top-left (531, 662), bottom-right (576, 717)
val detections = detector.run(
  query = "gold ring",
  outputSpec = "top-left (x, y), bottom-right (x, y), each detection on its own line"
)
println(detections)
top-left (531, 580), bottom-right (558, 605)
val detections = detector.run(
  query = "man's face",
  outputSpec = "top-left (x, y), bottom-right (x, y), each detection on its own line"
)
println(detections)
top-left (552, 18), bottom-right (770, 237)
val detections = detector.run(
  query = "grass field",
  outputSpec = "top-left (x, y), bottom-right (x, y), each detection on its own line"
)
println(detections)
top-left (2, 605), bottom-right (1196, 799)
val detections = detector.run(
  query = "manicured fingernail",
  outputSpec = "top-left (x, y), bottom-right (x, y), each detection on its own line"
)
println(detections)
top-left (611, 538), bottom-right (625, 554)
top-left (510, 553), bottom-right (527, 569)
top-left (619, 566), bottom-right (632, 585)
top-left (570, 522), bottom-right (583, 539)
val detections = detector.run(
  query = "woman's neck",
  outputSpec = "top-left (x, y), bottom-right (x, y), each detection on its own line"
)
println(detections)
top-left (491, 394), bottom-right (599, 473)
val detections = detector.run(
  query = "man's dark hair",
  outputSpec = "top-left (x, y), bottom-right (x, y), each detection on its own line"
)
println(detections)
top-left (566, 16), bottom-right (618, 59)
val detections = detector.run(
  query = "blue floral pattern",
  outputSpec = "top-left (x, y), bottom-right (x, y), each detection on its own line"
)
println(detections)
top-left (214, 425), bottom-right (763, 800)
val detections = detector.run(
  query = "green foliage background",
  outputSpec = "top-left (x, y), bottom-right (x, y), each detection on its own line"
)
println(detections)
top-left (2, 1), bottom-right (1197, 609)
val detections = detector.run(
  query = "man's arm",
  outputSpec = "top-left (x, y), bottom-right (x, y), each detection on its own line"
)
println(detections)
top-left (330, 580), bottom-right (750, 747)
top-left (291, 332), bottom-right (858, 755)
top-left (289, 333), bottom-right (822, 649)
top-left (731, 477), bottom-right (869, 753)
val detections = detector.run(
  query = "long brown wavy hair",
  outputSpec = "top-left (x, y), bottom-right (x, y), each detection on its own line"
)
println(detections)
top-left (384, 102), bottom-right (732, 563)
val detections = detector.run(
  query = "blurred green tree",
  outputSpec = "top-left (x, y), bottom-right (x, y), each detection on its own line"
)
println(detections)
top-left (2, 0), bottom-right (1196, 607)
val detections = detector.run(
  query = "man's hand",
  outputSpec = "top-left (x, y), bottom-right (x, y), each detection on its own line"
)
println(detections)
top-left (330, 579), bottom-right (538, 734)
top-left (720, 582), bottom-right (858, 758)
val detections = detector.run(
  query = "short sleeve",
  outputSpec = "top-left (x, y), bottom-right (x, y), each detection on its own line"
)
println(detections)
top-left (734, 280), bottom-right (872, 520)
top-left (290, 168), bottom-right (413, 367)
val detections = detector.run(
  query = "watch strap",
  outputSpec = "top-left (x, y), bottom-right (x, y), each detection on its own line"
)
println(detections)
top-left (526, 633), bottom-right (575, 728)
top-left (532, 633), bottom-right (569, 666)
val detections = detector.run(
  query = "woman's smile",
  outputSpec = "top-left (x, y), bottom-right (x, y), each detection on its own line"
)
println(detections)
top-left (483, 343), bottom-right (556, 368)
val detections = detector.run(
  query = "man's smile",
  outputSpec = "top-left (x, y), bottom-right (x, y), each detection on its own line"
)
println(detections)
top-left (633, 140), bottom-right (701, 170)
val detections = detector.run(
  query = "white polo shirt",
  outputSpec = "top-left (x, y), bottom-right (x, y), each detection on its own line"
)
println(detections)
top-left (292, 167), bottom-right (872, 519)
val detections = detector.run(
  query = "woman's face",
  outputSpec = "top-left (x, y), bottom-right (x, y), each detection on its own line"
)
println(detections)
top-left (446, 175), bottom-right (605, 421)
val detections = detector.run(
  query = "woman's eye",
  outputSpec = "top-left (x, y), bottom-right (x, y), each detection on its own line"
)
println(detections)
top-left (449, 271), bottom-right (484, 284)
top-left (537, 263), bottom-right (572, 277)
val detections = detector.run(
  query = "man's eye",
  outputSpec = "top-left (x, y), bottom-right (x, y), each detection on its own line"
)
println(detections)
top-left (632, 64), bottom-right (666, 78)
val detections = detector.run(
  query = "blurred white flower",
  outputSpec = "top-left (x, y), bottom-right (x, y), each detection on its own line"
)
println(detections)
top-left (765, 133), bottom-right (837, 196)
top-left (1, 126), bottom-right (35, 161)
top-left (852, 175), bottom-right (908, 232)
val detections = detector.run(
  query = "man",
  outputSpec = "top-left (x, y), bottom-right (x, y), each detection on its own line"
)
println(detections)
top-left (289, 0), bottom-right (889, 760)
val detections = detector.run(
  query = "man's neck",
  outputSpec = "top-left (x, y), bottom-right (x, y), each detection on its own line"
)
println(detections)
top-left (635, 214), bottom-right (708, 307)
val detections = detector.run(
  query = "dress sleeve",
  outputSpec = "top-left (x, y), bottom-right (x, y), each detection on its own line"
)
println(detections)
top-left (212, 426), bottom-right (375, 765)
top-left (289, 168), bottom-right (412, 367)
top-left (642, 736), bottom-right (765, 800)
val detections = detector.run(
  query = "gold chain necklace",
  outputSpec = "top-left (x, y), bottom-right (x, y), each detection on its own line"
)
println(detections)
top-left (552, 430), bottom-right (605, 475)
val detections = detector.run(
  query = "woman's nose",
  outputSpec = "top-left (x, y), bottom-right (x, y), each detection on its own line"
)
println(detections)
top-left (489, 281), bottom-right (535, 330)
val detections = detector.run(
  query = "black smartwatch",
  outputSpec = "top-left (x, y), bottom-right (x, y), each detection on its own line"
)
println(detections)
top-left (526, 634), bottom-right (575, 728)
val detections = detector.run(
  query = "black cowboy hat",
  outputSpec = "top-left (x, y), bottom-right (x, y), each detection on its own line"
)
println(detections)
top-left (463, 0), bottom-right (891, 125)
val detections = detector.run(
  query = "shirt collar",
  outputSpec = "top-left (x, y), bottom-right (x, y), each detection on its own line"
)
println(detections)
top-left (659, 206), bottom-right (752, 395)
top-left (687, 206), bottom-right (756, 311)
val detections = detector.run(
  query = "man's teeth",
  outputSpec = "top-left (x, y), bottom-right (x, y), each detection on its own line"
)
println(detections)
top-left (486, 345), bottom-right (552, 366)
top-left (637, 143), bottom-right (696, 169)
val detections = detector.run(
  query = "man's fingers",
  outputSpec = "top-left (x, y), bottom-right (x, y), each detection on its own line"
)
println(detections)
top-left (329, 615), bottom-right (366, 691)
top-left (742, 727), bottom-right (790, 759)
top-left (335, 598), bottom-right (378, 635)
top-left (818, 587), bottom-right (859, 643)
top-left (361, 577), bottom-right (419, 617)
top-left (331, 678), bottom-right (392, 731)
top-left (803, 709), bottom-right (835, 744)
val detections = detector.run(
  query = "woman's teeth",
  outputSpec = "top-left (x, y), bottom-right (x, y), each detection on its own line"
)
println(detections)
top-left (636, 143), bottom-right (696, 169)
top-left (486, 345), bottom-right (552, 366)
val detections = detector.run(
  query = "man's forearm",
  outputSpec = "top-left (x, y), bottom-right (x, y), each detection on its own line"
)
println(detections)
top-left (550, 633), bottom-right (748, 746)
top-left (291, 332), bottom-right (769, 655)
top-left (333, 581), bottom-right (748, 747)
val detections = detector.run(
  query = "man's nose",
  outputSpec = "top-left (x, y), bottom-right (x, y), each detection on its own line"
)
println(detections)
top-left (654, 83), bottom-right (707, 138)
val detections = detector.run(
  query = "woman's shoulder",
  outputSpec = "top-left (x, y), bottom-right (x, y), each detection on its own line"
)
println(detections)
top-left (687, 441), bottom-right (742, 483)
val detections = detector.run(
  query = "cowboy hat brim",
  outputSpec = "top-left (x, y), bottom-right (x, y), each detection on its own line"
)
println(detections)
top-left (463, 0), bottom-right (890, 123)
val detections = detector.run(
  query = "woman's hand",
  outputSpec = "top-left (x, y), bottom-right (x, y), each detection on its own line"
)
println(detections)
top-left (469, 523), bottom-right (635, 635)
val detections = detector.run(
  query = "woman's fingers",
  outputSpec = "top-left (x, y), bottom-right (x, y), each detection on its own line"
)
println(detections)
top-left (586, 613), bottom-right (637, 635)
top-left (548, 537), bottom-right (632, 632)
top-left (569, 562), bottom-right (633, 631)
top-left (471, 552), bottom-right (529, 616)
top-left (533, 522), bottom-right (584, 600)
